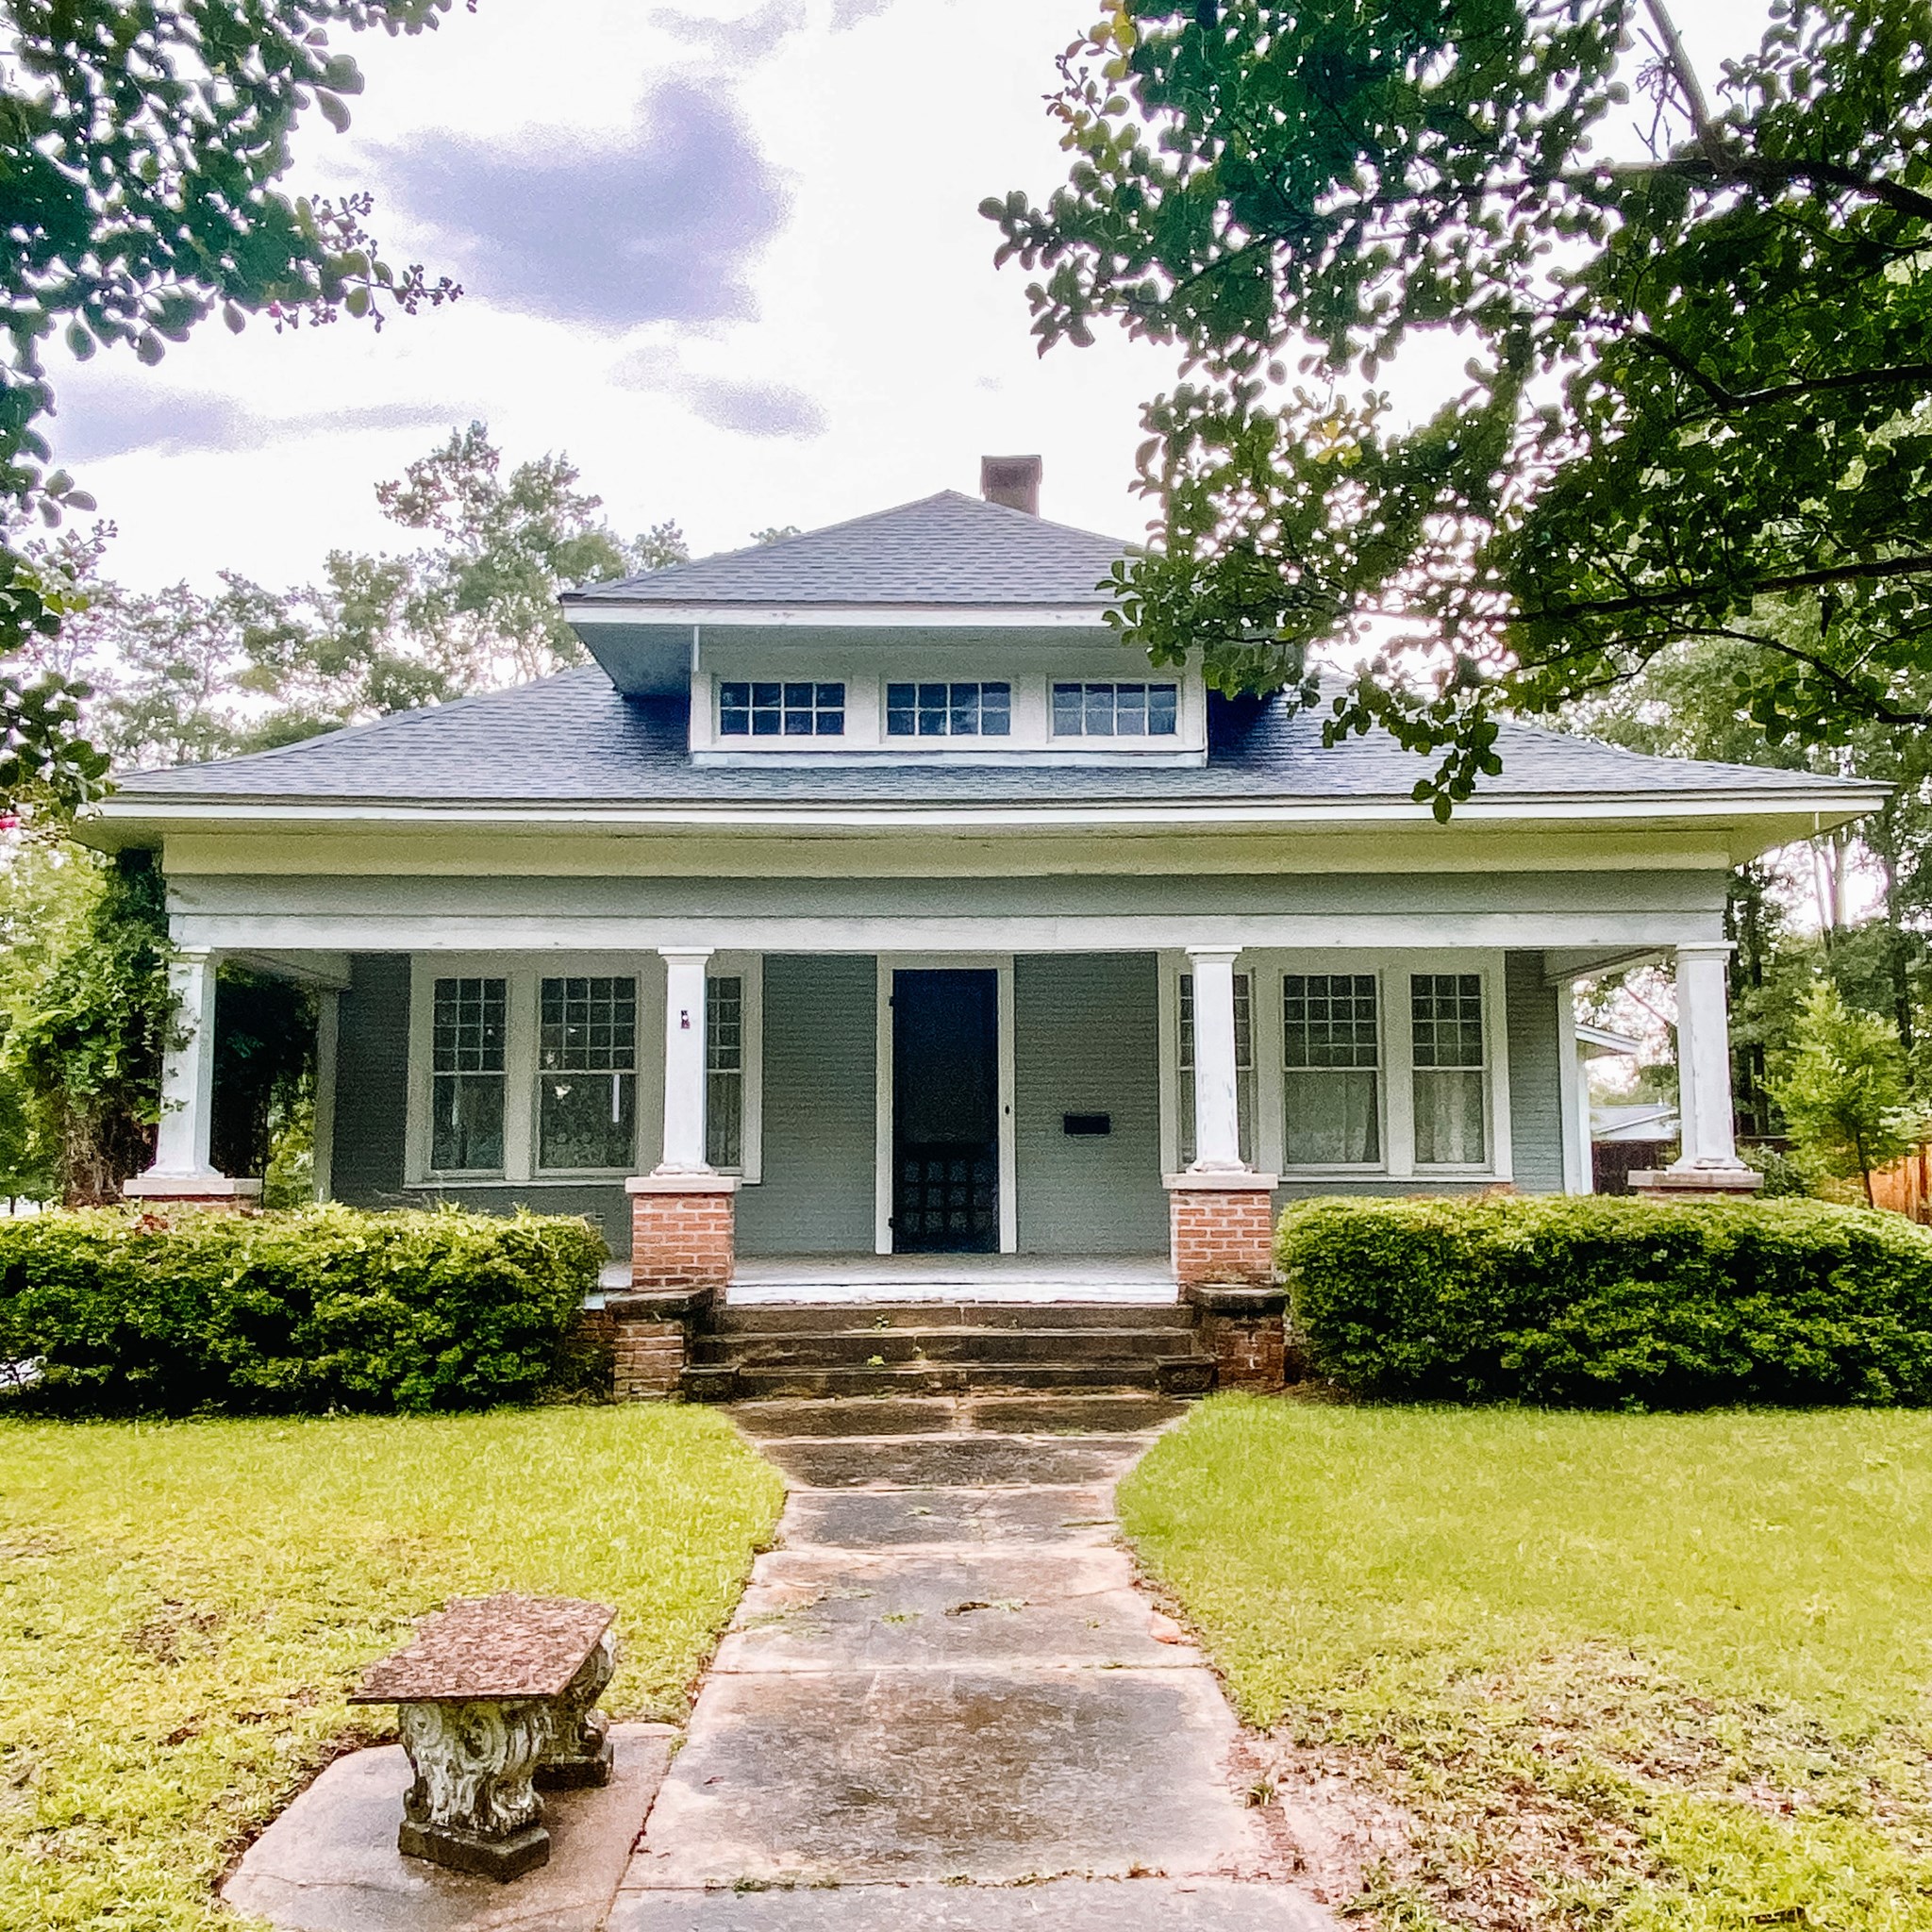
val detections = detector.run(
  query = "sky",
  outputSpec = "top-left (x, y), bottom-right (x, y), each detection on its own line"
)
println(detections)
top-left (42, 0), bottom-right (1775, 595)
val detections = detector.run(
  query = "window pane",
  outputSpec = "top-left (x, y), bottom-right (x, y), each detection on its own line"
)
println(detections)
top-left (433, 978), bottom-right (506, 1074)
top-left (718, 680), bottom-right (751, 736)
top-left (886, 683), bottom-right (916, 736)
top-left (1115, 683), bottom-right (1147, 735)
top-left (1411, 974), bottom-right (1485, 1069)
top-left (1284, 1070), bottom-right (1381, 1164)
top-left (1052, 683), bottom-right (1084, 735)
top-left (917, 681), bottom-right (947, 735)
top-left (1085, 683), bottom-right (1115, 736)
top-left (1284, 974), bottom-right (1379, 1069)
top-left (707, 976), bottom-right (744, 1170)
top-left (980, 683), bottom-right (1011, 736)
top-left (1414, 1069), bottom-right (1487, 1164)
top-left (949, 684), bottom-right (980, 736)
top-left (1148, 684), bottom-right (1179, 734)
top-left (432, 1074), bottom-right (504, 1173)
top-left (540, 977), bottom-right (636, 1073)
top-left (540, 1073), bottom-right (635, 1171)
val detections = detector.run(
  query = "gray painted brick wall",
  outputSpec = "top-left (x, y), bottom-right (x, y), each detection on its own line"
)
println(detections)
top-left (736, 954), bottom-right (878, 1256)
top-left (1506, 949), bottom-right (1566, 1193)
top-left (1013, 954), bottom-right (1168, 1255)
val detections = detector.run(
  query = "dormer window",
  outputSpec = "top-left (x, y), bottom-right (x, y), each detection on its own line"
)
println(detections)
top-left (719, 680), bottom-right (845, 737)
top-left (886, 681), bottom-right (1011, 738)
top-left (1053, 681), bottom-right (1178, 738)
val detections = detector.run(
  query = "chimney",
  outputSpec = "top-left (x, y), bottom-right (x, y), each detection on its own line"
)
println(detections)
top-left (980, 454), bottom-right (1042, 516)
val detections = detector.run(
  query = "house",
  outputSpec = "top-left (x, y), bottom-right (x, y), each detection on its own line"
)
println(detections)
top-left (91, 458), bottom-right (1880, 1321)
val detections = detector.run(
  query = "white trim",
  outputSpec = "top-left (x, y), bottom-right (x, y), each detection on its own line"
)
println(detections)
top-left (561, 603), bottom-right (1115, 628)
top-left (1556, 988), bottom-right (1588, 1194)
top-left (874, 953), bottom-right (1018, 1257)
top-left (94, 788), bottom-right (1889, 835)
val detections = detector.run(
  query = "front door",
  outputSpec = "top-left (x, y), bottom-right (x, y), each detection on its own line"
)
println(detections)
top-left (892, 968), bottom-right (999, 1253)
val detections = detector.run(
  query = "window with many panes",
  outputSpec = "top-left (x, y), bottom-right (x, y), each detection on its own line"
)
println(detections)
top-left (1052, 681), bottom-right (1178, 738)
top-left (885, 681), bottom-right (1011, 738)
top-left (537, 975), bottom-right (637, 1172)
top-left (707, 974), bottom-right (744, 1169)
top-left (1411, 974), bottom-right (1488, 1164)
top-left (1177, 970), bottom-right (1256, 1164)
top-left (718, 680), bottom-right (845, 738)
top-left (1282, 974), bottom-right (1381, 1166)
top-left (431, 977), bottom-right (507, 1173)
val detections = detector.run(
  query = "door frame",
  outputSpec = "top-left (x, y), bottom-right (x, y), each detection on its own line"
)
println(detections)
top-left (874, 953), bottom-right (1017, 1256)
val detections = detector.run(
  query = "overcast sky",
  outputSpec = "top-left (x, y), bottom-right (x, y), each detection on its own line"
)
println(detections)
top-left (42, 0), bottom-right (1774, 593)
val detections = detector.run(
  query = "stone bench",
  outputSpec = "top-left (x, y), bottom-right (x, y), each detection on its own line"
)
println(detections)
top-left (349, 1592), bottom-right (618, 1880)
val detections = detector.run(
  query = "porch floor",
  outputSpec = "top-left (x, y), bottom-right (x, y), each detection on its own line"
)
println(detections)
top-left (596, 1254), bottom-right (1178, 1305)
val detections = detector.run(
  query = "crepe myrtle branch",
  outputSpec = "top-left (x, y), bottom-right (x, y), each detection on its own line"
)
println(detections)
top-left (1629, 334), bottom-right (1932, 415)
top-left (1524, 554), bottom-right (1932, 624)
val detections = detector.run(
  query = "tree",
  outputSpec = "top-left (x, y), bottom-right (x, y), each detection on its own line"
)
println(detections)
top-left (0, 841), bottom-right (171, 1202)
top-left (1, 0), bottom-right (466, 818)
top-left (987, 1), bottom-right (1932, 811)
top-left (1769, 981), bottom-right (1922, 1203)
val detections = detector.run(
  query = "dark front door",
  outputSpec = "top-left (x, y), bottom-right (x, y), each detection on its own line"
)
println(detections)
top-left (892, 968), bottom-right (999, 1253)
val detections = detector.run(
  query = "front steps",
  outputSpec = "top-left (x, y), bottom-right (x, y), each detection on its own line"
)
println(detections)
top-left (689, 1301), bottom-right (1215, 1400)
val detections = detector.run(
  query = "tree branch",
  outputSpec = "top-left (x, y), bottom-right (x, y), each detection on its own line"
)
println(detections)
top-left (1629, 333), bottom-right (1932, 412)
top-left (1639, 0), bottom-right (1721, 156)
top-left (1533, 553), bottom-right (1932, 622)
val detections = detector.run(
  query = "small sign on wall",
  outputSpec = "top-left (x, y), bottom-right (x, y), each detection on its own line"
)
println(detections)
top-left (1063, 1113), bottom-right (1111, 1138)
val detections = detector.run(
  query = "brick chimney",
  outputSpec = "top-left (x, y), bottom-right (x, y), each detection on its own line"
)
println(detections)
top-left (980, 454), bottom-right (1042, 515)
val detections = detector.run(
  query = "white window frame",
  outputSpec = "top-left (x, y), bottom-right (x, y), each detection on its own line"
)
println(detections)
top-left (1157, 950), bottom-right (1511, 1184)
top-left (406, 954), bottom-right (763, 1187)
top-left (1048, 677), bottom-right (1184, 741)
top-left (1277, 968), bottom-right (1390, 1176)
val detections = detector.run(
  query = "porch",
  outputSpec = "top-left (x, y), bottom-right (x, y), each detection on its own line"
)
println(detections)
top-left (595, 1253), bottom-right (1179, 1305)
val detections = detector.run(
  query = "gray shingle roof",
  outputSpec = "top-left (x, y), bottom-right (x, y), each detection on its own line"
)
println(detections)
top-left (563, 491), bottom-right (1130, 608)
top-left (107, 668), bottom-right (1874, 810)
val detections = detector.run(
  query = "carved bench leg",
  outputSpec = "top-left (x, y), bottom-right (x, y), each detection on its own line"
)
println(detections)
top-left (395, 1699), bottom-right (552, 1880)
top-left (536, 1628), bottom-right (618, 1790)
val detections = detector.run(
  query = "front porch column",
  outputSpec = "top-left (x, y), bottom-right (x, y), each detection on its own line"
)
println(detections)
top-left (1185, 945), bottom-right (1245, 1172)
top-left (1167, 946), bottom-right (1283, 1382)
top-left (1634, 941), bottom-right (1761, 1199)
top-left (124, 949), bottom-right (260, 1209)
top-left (621, 947), bottom-right (735, 1379)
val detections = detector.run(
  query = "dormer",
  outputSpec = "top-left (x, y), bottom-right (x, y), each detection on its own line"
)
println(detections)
top-left (558, 458), bottom-right (1208, 769)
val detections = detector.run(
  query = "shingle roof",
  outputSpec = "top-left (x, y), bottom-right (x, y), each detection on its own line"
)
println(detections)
top-left (107, 669), bottom-right (1874, 810)
top-left (562, 491), bottom-right (1130, 608)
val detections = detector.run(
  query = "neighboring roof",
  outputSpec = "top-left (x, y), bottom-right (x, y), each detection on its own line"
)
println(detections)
top-left (562, 491), bottom-right (1131, 609)
top-left (1592, 1102), bottom-right (1680, 1143)
top-left (1576, 1023), bottom-right (1645, 1058)
top-left (103, 669), bottom-right (1885, 816)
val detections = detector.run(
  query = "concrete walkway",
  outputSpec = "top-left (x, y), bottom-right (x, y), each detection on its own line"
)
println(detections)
top-left (609, 1393), bottom-right (1338, 1930)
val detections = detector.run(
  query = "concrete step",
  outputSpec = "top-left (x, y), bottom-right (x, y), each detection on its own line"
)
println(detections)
top-left (715, 1302), bottom-right (1193, 1336)
top-left (725, 1358), bottom-right (1215, 1399)
top-left (695, 1327), bottom-right (1197, 1368)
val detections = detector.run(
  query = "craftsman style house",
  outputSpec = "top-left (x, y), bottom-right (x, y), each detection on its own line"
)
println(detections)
top-left (94, 458), bottom-right (1879, 1295)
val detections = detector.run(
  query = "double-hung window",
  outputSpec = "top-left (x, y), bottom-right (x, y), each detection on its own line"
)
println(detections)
top-left (718, 680), bottom-right (844, 737)
top-left (431, 977), bottom-right (507, 1174)
top-left (538, 975), bottom-right (637, 1172)
top-left (885, 681), bottom-right (1011, 738)
top-left (1411, 974), bottom-right (1488, 1164)
top-left (1177, 970), bottom-right (1256, 1164)
top-left (1282, 974), bottom-right (1381, 1166)
top-left (1052, 681), bottom-right (1178, 738)
top-left (707, 974), bottom-right (744, 1169)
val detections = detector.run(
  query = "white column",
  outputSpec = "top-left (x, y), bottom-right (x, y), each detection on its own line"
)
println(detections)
top-left (1186, 945), bottom-right (1246, 1172)
top-left (1671, 941), bottom-right (1746, 1171)
top-left (147, 949), bottom-right (222, 1178)
top-left (655, 946), bottom-right (714, 1174)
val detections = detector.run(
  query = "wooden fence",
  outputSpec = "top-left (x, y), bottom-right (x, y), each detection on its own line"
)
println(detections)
top-left (1871, 1143), bottom-right (1932, 1223)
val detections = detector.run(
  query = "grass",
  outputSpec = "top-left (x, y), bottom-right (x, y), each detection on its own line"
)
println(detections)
top-left (1119, 1397), bottom-right (1932, 1929)
top-left (0, 1406), bottom-right (784, 1932)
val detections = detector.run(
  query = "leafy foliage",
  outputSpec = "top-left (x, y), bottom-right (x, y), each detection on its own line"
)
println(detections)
top-left (988, 1), bottom-right (1932, 810)
top-left (1769, 982), bottom-right (1923, 1201)
top-left (0, 1204), bottom-right (607, 1415)
top-left (0, 0), bottom-right (468, 814)
top-left (23, 426), bottom-right (691, 760)
top-left (1279, 1193), bottom-right (1932, 1406)
top-left (0, 843), bottom-right (170, 1203)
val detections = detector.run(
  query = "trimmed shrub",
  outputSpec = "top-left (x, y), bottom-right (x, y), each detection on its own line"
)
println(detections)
top-left (1279, 1194), bottom-right (1932, 1407)
top-left (0, 1203), bottom-right (607, 1416)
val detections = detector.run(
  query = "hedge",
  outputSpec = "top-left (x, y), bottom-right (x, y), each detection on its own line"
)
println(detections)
top-left (0, 1204), bottom-right (607, 1416)
top-left (1278, 1194), bottom-right (1932, 1407)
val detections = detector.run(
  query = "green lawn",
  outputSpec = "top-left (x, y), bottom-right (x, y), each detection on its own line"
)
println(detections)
top-left (0, 1406), bottom-right (784, 1932)
top-left (1120, 1398), bottom-right (1932, 1929)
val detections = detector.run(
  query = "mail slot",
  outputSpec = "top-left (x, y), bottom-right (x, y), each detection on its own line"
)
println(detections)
top-left (1062, 1112), bottom-right (1111, 1137)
